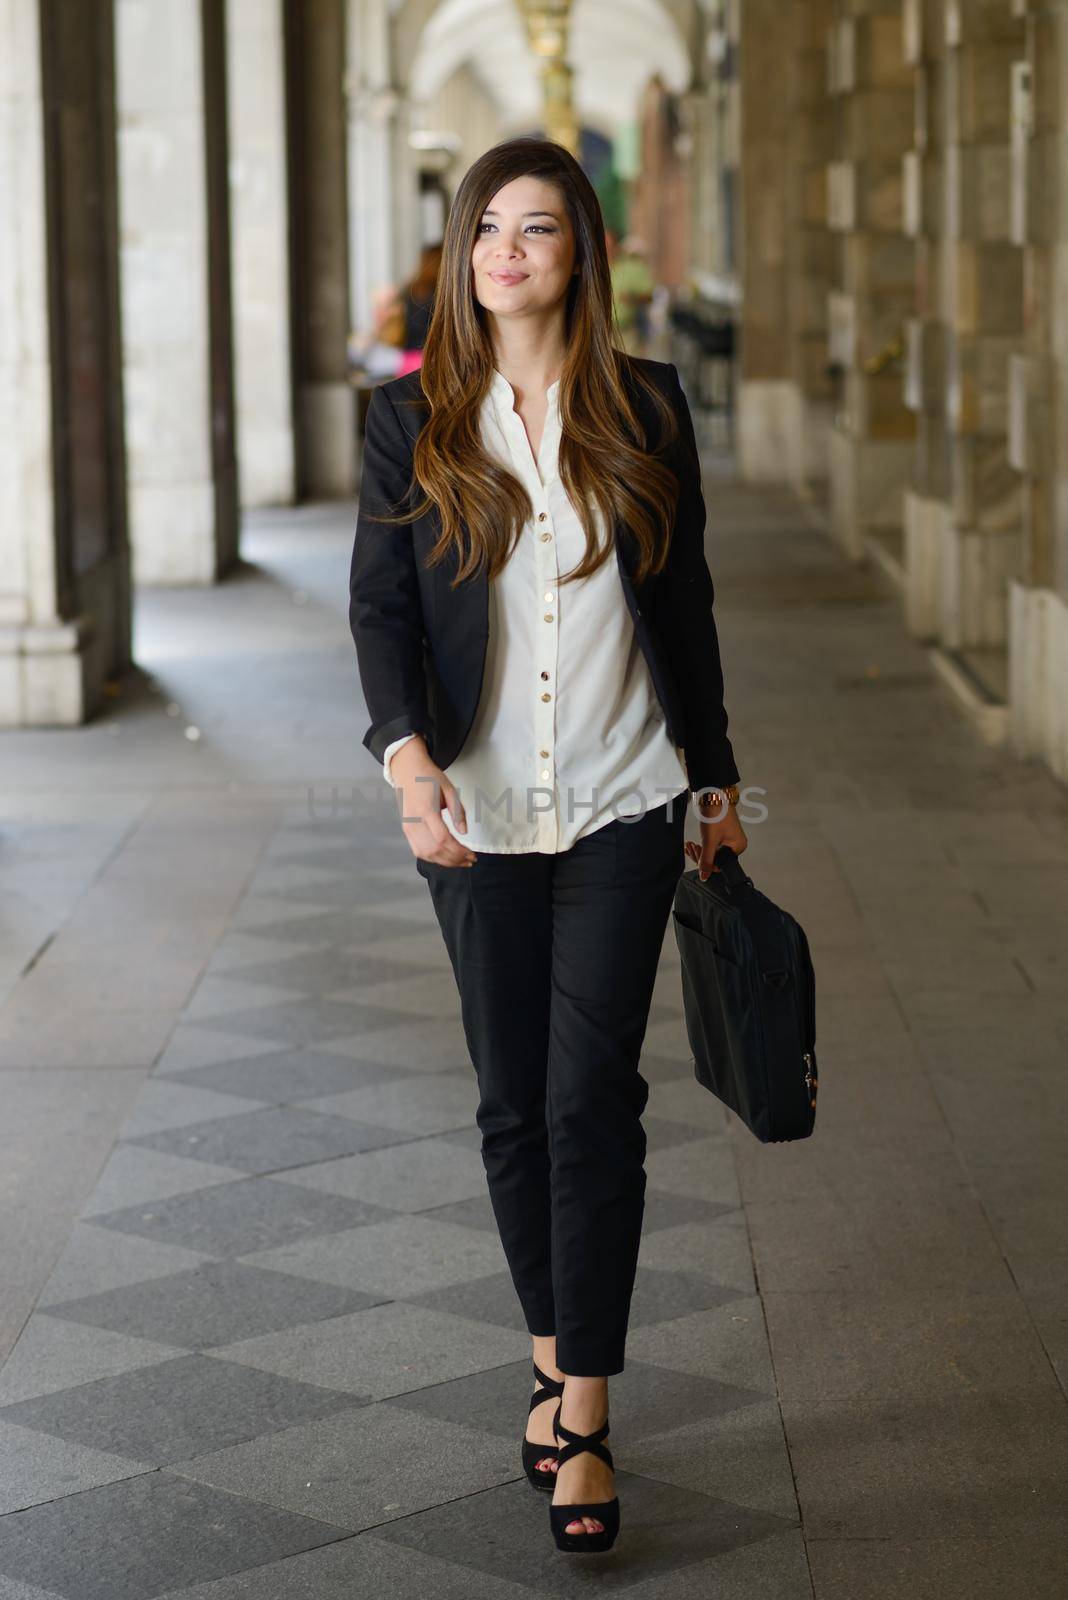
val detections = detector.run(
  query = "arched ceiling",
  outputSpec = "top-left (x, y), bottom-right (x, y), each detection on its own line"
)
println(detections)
top-left (395, 0), bottom-right (695, 133)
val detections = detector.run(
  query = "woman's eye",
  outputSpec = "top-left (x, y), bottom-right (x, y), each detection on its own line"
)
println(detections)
top-left (477, 223), bottom-right (555, 235)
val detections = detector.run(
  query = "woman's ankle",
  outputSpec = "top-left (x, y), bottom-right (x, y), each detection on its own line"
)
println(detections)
top-left (531, 1335), bottom-right (564, 1383)
top-left (559, 1374), bottom-right (609, 1424)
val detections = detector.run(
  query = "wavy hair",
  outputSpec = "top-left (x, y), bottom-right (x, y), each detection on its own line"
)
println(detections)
top-left (376, 137), bottom-right (683, 591)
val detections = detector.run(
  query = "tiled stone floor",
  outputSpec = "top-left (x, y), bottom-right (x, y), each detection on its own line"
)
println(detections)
top-left (1, 469), bottom-right (1066, 1598)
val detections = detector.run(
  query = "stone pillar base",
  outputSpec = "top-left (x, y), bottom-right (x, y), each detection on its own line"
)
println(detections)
top-left (129, 482), bottom-right (218, 587)
top-left (0, 618), bottom-right (101, 727)
top-left (927, 645), bottom-right (1008, 747)
top-left (903, 489), bottom-right (944, 638)
top-left (1008, 582), bottom-right (1068, 784)
top-left (736, 381), bottom-right (799, 484)
top-left (828, 426), bottom-right (912, 562)
top-left (298, 382), bottom-right (357, 498)
top-left (779, 383), bottom-right (834, 497)
top-left (937, 522), bottom-right (1023, 650)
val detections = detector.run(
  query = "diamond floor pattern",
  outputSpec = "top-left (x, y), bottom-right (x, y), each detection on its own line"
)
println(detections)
top-left (14, 487), bottom-right (1064, 1596)
top-left (0, 802), bottom-right (786, 1597)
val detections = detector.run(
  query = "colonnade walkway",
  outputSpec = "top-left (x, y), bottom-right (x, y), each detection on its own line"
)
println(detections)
top-left (1, 464), bottom-right (1066, 1598)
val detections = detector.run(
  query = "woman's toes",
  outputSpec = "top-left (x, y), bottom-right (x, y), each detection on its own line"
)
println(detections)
top-left (566, 1516), bottom-right (602, 1534)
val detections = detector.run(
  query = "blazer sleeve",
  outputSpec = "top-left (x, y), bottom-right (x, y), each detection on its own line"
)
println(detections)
top-left (657, 364), bottom-right (740, 789)
top-left (348, 384), bottom-right (432, 764)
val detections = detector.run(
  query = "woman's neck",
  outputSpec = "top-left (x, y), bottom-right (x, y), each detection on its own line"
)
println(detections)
top-left (489, 311), bottom-right (567, 401)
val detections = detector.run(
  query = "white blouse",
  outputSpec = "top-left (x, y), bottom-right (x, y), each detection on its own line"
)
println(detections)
top-left (381, 369), bottom-right (712, 855)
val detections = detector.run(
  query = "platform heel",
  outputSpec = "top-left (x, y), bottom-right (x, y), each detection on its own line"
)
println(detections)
top-left (548, 1412), bottom-right (620, 1552)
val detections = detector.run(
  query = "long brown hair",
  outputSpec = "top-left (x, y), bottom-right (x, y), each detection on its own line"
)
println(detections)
top-left (378, 137), bottom-right (681, 591)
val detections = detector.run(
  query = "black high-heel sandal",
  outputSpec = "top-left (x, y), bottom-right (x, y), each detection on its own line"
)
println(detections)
top-left (521, 1361), bottom-right (564, 1491)
top-left (548, 1412), bottom-right (620, 1553)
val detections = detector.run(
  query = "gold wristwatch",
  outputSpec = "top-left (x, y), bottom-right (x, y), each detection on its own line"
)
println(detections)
top-left (694, 783), bottom-right (740, 814)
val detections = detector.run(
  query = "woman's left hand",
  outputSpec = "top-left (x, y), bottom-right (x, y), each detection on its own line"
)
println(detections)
top-left (684, 804), bottom-right (748, 881)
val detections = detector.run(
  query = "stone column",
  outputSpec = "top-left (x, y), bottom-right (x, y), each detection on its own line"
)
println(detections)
top-left (695, 0), bottom-right (738, 286)
top-left (388, 2), bottom-right (425, 283)
top-left (227, 0), bottom-right (294, 506)
top-left (902, 0), bottom-right (950, 639)
top-left (1007, 0), bottom-right (1068, 782)
top-left (345, 0), bottom-right (398, 336)
top-left (685, 82), bottom-right (718, 282)
top-left (936, 0), bottom-right (1024, 657)
top-left (0, 0), bottom-right (131, 726)
top-left (409, 59), bottom-right (502, 218)
top-left (284, 0), bottom-right (356, 498)
top-left (825, 0), bottom-right (916, 561)
top-left (633, 75), bottom-right (690, 291)
top-left (736, 0), bottom-right (797, 480)
top-left (116, 0), bottom-right (238, 585)
top-left (783, 0), bottom-right (837, 493)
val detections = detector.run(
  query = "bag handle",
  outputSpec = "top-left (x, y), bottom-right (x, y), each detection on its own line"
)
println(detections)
top-left (710, 850), bottom-right (794, 990)
top-left (687, 851), bottom-right (804, 996)
top-left (712, 844), bottom-right (752, 893)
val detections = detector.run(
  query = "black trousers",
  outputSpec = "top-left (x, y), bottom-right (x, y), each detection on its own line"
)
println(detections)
top-left (415, 790), bottom-right (689, 1376)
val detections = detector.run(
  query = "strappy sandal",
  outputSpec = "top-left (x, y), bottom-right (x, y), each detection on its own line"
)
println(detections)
top-left (521, 1360), bottom-right (564, 1491)
top-left (548, 1411), bottom-right (620, 1552)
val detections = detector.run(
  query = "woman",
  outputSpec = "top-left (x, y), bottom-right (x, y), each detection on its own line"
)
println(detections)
top-left (395, 241), bottom-right (443, 374)
top-left (349, 137), bottom-right (746, 1554)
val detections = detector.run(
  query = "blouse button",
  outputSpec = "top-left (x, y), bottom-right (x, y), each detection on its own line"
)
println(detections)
top-left (537, 512), bottom-right (548, 522)
top-left (539, 531), bottom-right (552, 542)
top-left (543, 613), bottom-right (553, 622)
top-left (539, 749), bottom-right (549, 758)
top-left (540, 769), bottom-right (550, 781)
top-left (540, 692), bottom-right (552, 702)
top-left (540, 670), bottom-right (549, 680)
top-left (544, 591), bottom-right (554, 602)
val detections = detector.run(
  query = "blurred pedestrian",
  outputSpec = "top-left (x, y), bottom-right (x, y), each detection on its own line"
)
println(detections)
top-left (609, 233), bottom-right (654, 355)
top-left (347, 244), bottom-right (443, 380)
top-left (395, 241), bottom-right (443, 375)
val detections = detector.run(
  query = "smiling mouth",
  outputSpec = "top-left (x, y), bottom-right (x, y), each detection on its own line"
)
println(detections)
top-left (490, 272), bottom-right (528, 285)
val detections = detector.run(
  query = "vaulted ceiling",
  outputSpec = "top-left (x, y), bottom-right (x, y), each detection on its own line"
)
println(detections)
top-left (394, 0), bottom-right (698, 134)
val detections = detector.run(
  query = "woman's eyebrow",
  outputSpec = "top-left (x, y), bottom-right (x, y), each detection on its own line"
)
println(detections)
top-left (481, 209), bottom-right (560, 219)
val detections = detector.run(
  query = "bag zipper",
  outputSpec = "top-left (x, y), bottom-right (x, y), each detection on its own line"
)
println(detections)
top-left (802, 1051), bottom-right (816, 1105)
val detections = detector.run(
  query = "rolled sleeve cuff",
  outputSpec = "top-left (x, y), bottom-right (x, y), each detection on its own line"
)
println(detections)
top-left (382, 732), bottom-right (419, 786)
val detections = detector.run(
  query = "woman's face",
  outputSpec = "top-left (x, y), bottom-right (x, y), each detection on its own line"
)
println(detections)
top-left (471, 174), bottom-right (577, 322)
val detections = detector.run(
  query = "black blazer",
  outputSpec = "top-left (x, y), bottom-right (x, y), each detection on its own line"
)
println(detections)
top-left (348, 356), bottom-right (739, 790)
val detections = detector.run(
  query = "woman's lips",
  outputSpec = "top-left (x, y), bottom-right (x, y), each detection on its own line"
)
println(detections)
top-left (490, 272), bottom-right (528, 285)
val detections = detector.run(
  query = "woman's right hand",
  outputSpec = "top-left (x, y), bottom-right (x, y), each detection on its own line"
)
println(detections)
top-left (390, 737), bottom-right (477, 868)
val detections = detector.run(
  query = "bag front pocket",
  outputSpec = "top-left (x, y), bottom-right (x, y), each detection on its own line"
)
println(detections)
top-left (672, 911), bottom-right (756, 1116)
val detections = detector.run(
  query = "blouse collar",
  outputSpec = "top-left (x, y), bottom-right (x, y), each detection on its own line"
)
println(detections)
top-left (490, 368), bottom-right (561, 412)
